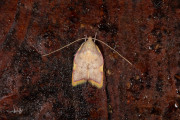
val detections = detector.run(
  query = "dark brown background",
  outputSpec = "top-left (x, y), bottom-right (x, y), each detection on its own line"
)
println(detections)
top-left (0, 0), bottom-right (179, 120)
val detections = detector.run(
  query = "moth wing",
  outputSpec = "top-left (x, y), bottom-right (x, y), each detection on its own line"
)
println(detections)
top-left (72, 45), bottom-right (88, 86)
top-left (72, 40), bottom-right (104, 88)
top-left (88, 46), bottom-right (104, 88)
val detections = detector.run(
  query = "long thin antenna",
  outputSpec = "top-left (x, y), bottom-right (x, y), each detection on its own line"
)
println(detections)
top-left (42, 37), bottom-right (133, 66)
top-left (93, 38), bottom-right (133, 66)
top-left (42, 37), bottom-right (86, 57)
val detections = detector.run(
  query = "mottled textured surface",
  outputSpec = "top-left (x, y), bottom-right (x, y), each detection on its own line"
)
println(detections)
top-left (0, 0), bottom-right (179, 119)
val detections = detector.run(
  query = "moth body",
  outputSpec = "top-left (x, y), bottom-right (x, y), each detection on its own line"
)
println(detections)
top-left (72, 37), bottom-right (104, 88)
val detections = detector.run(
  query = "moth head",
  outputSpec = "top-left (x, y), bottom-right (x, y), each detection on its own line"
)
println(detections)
top-left (83, 37), bottom-right (96, 49)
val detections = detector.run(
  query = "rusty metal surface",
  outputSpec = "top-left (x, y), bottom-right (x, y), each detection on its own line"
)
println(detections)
top-left (0, 0), bottom-right (179, 119)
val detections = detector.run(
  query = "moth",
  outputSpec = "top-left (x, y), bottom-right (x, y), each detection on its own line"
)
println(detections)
top-left (43, 36), bottom-right (132, 88)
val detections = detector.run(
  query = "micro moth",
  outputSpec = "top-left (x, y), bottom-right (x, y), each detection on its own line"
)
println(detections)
top-left (72, 37), bottom-right (104, 88)
top-left (43, 36), bottom-right (132, 88)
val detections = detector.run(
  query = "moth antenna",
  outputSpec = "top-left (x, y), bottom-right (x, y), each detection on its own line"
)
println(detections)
top-left (42, 37), bottom-right (86, 57)
top-left (93, 38), bottom-right (133, 66)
